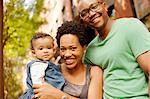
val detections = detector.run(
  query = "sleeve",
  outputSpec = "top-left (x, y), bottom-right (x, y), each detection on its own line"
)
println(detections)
top-left (82, 50), bottom-right (95, 65)
top-left (126, 18), bottom-right (150, 58)
top-left (30, 61), bottom-right (48, 84)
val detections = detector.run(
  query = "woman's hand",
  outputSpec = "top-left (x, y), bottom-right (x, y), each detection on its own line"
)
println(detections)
top-left (32, 82), bottom-right (63, 99)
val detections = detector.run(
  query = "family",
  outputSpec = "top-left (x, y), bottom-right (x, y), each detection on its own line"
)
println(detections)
top-left (20, 0), bottom-right (150, 99)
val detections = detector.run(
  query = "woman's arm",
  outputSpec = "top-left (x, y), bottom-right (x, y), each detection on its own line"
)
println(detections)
top-left (32, 82), bottom-right (78, 99)
top-left (88, 66), bottom-right (103, 99)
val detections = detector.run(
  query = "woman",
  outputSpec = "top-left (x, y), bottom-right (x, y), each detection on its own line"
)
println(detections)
top-left (33, 21), bottom-right (103, 99)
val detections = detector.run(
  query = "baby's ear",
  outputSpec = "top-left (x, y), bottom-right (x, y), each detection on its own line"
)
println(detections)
top-left (31, 50), bottom-right (36, 58)
top-left (32, 50), bottom-right (35, 54)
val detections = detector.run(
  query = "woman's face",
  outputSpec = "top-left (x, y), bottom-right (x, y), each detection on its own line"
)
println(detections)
top-left (60, 34), bottom-right (85, 69)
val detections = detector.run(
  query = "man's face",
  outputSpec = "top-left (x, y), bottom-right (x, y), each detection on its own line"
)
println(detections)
top-left (78, 0), bottom-right (108, 30)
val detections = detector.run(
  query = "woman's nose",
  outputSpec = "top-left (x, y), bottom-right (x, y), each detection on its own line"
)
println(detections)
top-left (64, 50), bottom-right (72, 57)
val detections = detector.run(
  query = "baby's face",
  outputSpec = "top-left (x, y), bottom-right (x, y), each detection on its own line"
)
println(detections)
top-left (32, 37), bottom-right (55, 61)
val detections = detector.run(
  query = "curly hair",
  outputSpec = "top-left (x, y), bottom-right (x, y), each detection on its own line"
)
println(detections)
top-left (31, 32), bottom-right (54, 50)
top-left (56, 21), bottom-right (96, 47)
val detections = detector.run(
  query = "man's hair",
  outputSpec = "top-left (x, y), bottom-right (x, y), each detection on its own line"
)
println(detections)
top-left (30, 32), bottom-right (54, 50)
top-left (56, 21), bottom-right (96, 47)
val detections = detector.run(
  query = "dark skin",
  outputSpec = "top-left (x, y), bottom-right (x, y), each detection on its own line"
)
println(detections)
top-left (78, 0), bottom-right (150, 96)
top-left (32, 34), bottom-right (103, 99)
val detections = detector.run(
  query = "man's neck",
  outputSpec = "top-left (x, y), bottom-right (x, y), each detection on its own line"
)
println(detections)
top-left (98, 18), bottom-right (115, 40)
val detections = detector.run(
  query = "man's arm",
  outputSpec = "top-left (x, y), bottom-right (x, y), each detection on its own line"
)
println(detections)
top-left (137, 51), bottom-right (150, 96)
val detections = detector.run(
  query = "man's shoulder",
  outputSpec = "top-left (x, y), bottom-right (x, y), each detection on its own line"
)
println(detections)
top-left (87, 36), bottom-right (99, 47)
top-left (114, 18), bottom-right (143, 31)
top-left (116, 18), bottom-right (141, 24)
top-left (117, 17), bottom-right (139, 21)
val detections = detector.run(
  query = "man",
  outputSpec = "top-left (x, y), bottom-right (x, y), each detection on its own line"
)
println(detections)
top-left (78, 0), bottom-right (150, 98)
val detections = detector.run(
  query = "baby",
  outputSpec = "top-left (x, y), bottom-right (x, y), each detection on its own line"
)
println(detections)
top-left (20, 32), bottom-right (64, 99)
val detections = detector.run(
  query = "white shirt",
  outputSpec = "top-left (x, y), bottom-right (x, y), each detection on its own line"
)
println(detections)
top-left (30, 61), bottom-right (48, 84)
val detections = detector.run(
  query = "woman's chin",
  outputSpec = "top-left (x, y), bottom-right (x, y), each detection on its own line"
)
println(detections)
top-left (65, 63), bottom-right (77, 69)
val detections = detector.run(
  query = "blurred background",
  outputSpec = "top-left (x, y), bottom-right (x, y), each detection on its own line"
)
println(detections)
top-left (1, 0), bottom-right (150, 98)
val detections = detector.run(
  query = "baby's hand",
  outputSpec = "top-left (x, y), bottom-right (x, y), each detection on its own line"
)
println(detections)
top-left (51, 56), bottom-right (61, 65)
top-left (54, 56), bottom-right (61, 64)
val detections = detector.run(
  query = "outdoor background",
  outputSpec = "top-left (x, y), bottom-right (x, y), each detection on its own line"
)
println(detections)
top-left (3, 0), bottom-right (150, 98)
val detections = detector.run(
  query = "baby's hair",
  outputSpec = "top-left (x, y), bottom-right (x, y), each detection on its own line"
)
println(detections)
top-left (30, 32), bottom-right (54, 50)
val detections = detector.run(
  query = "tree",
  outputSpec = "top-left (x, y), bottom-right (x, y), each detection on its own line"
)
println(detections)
top-left (3, 0), bottom-right (44, 98)
top-left (0, 0), bottom-right (4, 98)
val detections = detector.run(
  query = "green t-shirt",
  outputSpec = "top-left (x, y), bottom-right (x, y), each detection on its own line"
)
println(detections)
top-left (83, 18), bottom-right (150, 99)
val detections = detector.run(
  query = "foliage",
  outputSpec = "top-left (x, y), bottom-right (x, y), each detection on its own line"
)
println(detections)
top-left (3, 0), bottom-right (44, 98)
top-left (3, 56), bottom-right (23, 99)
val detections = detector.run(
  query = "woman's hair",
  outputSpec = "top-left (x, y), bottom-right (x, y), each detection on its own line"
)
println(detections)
top-left (30, 32), bottom-right (54, 50)
top-left (56, 21), bottom-right (96, 47)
